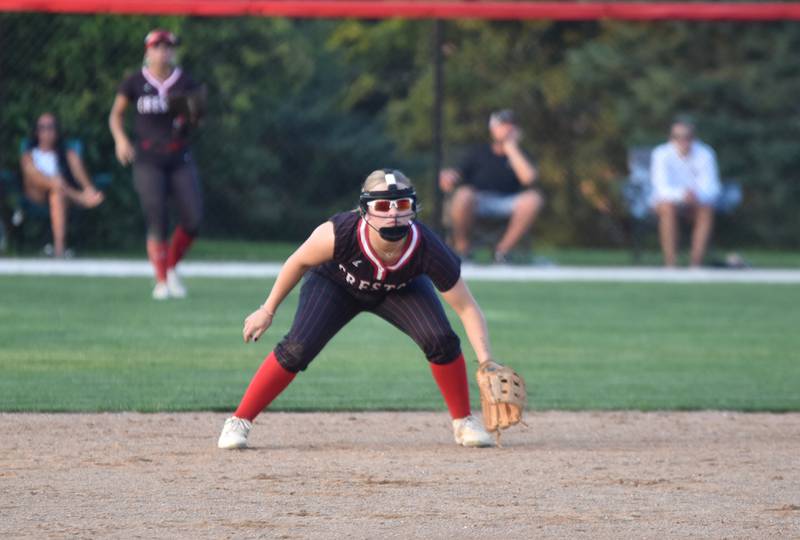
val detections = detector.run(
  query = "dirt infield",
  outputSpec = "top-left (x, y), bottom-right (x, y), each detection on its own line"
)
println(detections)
top-left (1, 412), bottom-right (798, 539)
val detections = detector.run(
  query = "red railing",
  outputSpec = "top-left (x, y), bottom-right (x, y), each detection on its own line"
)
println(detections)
top-left (2, 1), bottom-right (800, 20)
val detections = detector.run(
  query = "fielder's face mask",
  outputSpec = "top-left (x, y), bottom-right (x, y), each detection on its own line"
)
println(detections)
top-left (359, 170), bottom-right (417, 242)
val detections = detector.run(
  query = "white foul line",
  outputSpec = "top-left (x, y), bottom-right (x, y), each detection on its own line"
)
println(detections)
top-left (1, 258), bottom-right (800, 283)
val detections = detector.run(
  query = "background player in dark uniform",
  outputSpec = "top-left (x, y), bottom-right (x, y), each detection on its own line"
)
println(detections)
top-left (218, 169), bottom-right (504, 449)
top-left (109, 29), bottom-right (203, 300)
top-left (439, 109), bottom-right (543, 263)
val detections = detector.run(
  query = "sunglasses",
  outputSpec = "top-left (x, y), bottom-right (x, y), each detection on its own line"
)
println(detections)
top-left (145, 30), bottom-right (178, 48)
top-left (671, 133), bottom-right (693, 141)
top-left (366, 198), bottom-right (414, 212)
top-left (37, 123), bottom-right (56, 131)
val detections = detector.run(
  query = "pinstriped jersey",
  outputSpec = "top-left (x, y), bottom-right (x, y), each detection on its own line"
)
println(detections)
top-left (313, 211), bottom-right (461, 299)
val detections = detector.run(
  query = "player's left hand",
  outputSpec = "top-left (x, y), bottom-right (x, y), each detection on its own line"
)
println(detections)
top-left (243, 306), bottom-right (274, 343)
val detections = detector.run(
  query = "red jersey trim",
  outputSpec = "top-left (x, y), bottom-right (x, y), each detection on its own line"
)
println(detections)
top-left (386, 223), bottom-right (420, 271)
top-left (357, 218), bottom-right (419, 281)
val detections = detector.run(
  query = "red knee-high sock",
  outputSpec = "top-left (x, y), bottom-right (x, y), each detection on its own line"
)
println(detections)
top-left (167, 226), bottom-right (195, 269)
top-left (146, 238), bottom-right (168, 283)
top-left (234, 352), bottom-right (297, 421)
top-left (429, 353), bottom-right (472, 420)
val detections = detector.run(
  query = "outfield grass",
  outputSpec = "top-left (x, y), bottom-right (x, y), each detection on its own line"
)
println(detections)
top-left (1, 275), bottom-right (798, 412)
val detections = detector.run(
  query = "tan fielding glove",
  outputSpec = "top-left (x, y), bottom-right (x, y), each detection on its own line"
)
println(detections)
top-left (476, 361), bottom-right (527, 442)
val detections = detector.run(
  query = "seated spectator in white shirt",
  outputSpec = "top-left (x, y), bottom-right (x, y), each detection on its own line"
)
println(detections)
top-left (650, 117), bottom-right (721, 267)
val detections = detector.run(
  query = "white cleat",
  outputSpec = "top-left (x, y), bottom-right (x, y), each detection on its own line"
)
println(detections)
top-left (166, 269), bottom-right (187, 298)
top-left (152, 281), bottom-right (169, 300)
top-left (452, 415), bottom-right (495, 447)
top-left (218, 416), bottom-right (252, 449)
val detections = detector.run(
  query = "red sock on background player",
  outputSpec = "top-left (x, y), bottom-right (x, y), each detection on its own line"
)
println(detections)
top-left (146, 238), bottom-right (168, 282)
top-left (167, 226), bottom-right (195, 269)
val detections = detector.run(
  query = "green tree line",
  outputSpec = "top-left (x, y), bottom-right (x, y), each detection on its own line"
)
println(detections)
top-left (1, 14), bottom-right (799, 249)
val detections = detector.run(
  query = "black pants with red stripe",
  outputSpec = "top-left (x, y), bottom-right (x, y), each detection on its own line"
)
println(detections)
top-left (274, 271), bottom-right (462, 372)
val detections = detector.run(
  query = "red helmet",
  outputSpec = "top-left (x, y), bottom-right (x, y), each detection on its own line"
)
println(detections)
top-left (144, 29), bottom-right (179, 49)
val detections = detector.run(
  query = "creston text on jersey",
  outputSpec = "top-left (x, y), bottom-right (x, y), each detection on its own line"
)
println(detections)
top-left (137, 94), bottom-right (169, 114)
top-left (337, 264), bottom-right (409, 291)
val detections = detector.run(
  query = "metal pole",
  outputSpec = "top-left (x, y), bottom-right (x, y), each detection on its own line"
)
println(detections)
top-left (432, 18), bottom-right (444, 235)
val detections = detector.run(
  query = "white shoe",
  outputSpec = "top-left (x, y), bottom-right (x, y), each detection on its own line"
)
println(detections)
top-left (152, 282), bottom-right (169, 300)
top-left (218, 416), bottom-right (252, 449)
top-left (166, 269), bottom-right (187, 298)
top-left (452, 415), bottom-right (495, 447)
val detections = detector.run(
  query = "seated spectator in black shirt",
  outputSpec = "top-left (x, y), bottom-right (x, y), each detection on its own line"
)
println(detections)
top-left (439, 109), bottom-right (542, 263)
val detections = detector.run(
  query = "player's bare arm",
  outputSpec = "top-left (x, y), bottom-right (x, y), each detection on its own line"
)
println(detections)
top-left (440, 278), bottom-right (494, 365)
top-left (109, 94), bottom-right (135, 166)
top-left (243, 222), bottom-right (335, 343)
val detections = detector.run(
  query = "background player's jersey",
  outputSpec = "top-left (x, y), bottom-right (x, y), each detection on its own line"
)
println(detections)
top-left (118, 67), bottom-right (199, 156)
top-left (314, 211), bottom-right (461, 299)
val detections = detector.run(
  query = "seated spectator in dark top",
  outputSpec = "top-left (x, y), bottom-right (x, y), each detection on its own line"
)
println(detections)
top-left (439, 109), bottom-right (543, 263)
top-left (20, 112), bottom-right (104, 258)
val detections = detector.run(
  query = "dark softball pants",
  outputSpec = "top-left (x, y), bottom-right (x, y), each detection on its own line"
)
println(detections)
top-left (133, 152), bottom-right (203, 241)
top-left (274, 272), bottom-right (462, 372)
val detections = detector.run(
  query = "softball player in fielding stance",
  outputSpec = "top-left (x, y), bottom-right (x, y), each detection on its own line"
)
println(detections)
top-left (109, 29), bottom-right (204, 300)
top-left (218, 169), bottom-right (497, 448)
